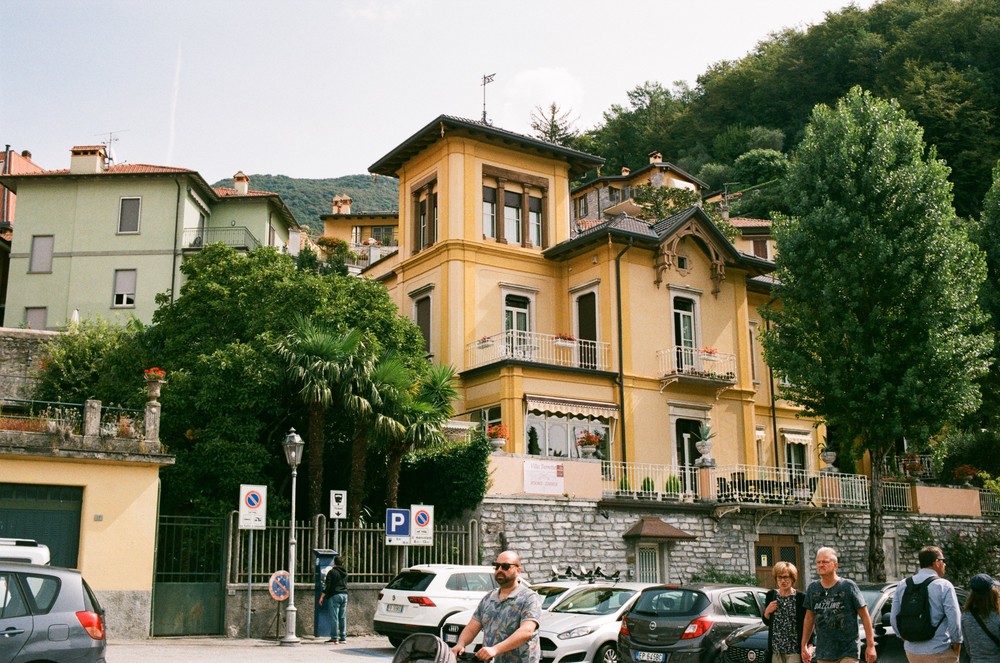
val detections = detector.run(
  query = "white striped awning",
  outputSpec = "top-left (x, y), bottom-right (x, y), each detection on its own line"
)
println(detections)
top-left (524, 394), bottom-right (619, 419)
top-left (781, 430), bottom-right (812, 445)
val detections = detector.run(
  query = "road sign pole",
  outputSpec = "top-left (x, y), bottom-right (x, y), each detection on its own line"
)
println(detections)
top-left (246, 529), bottom-right (253, 638)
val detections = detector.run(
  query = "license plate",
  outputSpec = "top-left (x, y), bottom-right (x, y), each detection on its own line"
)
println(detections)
top-left (444, 633), bottom-right (457, 644)
top-left (635, 653), bottom-right (665, 662)
top-left (386, 604), bottom-right (404, 614)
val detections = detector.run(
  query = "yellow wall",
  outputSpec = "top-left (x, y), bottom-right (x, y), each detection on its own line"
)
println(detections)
top-left (0, 456), bottom-right (161, 591)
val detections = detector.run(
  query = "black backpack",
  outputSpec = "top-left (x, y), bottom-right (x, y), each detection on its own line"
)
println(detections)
top-left (895, 577), bottom-right (942, 642)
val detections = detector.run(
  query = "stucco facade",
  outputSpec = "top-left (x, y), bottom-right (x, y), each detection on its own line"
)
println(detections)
top-left (0, 146), bottom-right (298, 328)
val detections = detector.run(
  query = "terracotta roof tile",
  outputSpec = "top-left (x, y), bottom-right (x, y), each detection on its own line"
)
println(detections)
top-left (33, 163), bottom-right (196, 176)
top-left (213, 187), bottom-right (278, 198)
top-left (728, 217), bottom-right (771, 228)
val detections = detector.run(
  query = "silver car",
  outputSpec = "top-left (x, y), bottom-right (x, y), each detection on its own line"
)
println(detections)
top-left (0, 562), bottom-right (106, 663)
top-left (538, 582), bottom-right (654, 663)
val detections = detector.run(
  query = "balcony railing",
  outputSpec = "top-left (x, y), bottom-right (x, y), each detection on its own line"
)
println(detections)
top-left (467, 331), bottom-right (611, 371)
top-left (182, 227), bottom-right (260, 251)
top-left (345, 242), bottom-right (399, 270)
top-left (600, 461), bottom-right (913, 511)
top-left (884, 453), bottom-right (936, 480)
top-left (658, 346), bottom-right (737, 383)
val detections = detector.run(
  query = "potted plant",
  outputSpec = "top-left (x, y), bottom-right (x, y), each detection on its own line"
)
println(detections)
top-left (576, 430), bottom-right (602, 458)
top-left (694, 423), bottom-right (716, 461)
top-left (664, 474), bottom-right (683, 499)
top-left (616, 476), bottom-right (632, 498)
top-left (144, 367), bottom-right (166, 401)
top-left (475, 335), bottom-right (494, 349)
top-left (554, 333), bottom-right (576, 348)
top-left (487, 423), bottom-right (508, 453)
top-left (819, 437), bottom-right (837, 472)
top-left (699, 346), bottom-right (720, 359)
top-left (639, 476), bottom-right (656, 499)
top-left (527, 426), bottom-right (541, 455)
top-left (953, 464), bottom-right (979, 488)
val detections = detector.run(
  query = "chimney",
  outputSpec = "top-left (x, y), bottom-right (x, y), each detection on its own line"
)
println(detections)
top-left (621, 166), bottom-right (631, 177)
top-left (331, 194), bottom-right (352, 214)
top-left (20, 150), bottom-right (31, 159)
top-left (69, 145), bottom-right (108, 174)
top-left (648, 150), bottom-right (662, 164)
top-left (233, 171), bottom-right (249, 195)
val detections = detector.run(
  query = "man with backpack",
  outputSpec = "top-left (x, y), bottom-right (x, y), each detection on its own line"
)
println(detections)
top-left (889, 546), bottom-right (962, 663)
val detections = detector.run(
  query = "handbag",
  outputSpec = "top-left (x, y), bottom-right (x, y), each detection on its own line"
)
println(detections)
top-left (972, 612), bottom-right (1000, 648)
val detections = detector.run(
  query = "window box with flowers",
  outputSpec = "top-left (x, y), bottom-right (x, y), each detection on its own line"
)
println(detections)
top-left (487, 423), bottom-right (508, 453)
top-left (476, 336), bottom-right (494, 349)
top-left (698, 346), bottom-right (720, 361)
top-left (554, 333), bottom-right (576, 348)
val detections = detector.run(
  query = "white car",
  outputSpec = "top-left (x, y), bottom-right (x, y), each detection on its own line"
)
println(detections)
top-left (537, 582), bottom-right (653, 663)
top-left (375, 564), bottom-right (498, 647)
top-left (441, 580), bottom-right (584, 648)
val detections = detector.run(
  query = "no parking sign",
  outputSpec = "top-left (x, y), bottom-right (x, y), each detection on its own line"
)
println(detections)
top-left (411, 505), bottom-right (433, 547)
top-left (239, 484), bottom-right (267, 530)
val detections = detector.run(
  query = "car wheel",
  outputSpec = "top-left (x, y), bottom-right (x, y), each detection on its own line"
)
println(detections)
top-left (596, 642), bottom-right (618, 663)
top-left (389, 636), bottom-right (404, 647)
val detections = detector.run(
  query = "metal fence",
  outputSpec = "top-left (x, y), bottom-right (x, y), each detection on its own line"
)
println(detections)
top-left (225, 513), bottom-right (479, 586)
top-left (0, 398), bottom-right (84, 434)
top-left (982, 490), bottom-right (1000, 515)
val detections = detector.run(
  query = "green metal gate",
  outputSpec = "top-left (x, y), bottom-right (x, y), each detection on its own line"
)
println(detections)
top-left (152, 515), bottom-right (227, 636)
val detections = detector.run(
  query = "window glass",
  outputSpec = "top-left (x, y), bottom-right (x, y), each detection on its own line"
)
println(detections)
top-left (483, 186), bottom-right (497, 238)
top-left (386, 571), bottom-right (434, 591)
top-left (723, 591), bottom-right (761, 617)
top-left (119, 198), bottom-right (141, 233)
top-left (446, 573), bottom-right (496, 592)
top-left (415, 296), bottom-right (431, 355)
top-left (631, 589), bottom-right (707, 616)
top-left (22, 574), bottom-right (60, 613)
top-left (0, 573), bottom-right (29, 618)
top-left (503, 191), bottom-right (521, 243)
top-left (113, 269), bottom-right (137, 307)
top-left (29, 235), bottom-right (54, 273)
top-left (529, 197), bottom-right (542, 247)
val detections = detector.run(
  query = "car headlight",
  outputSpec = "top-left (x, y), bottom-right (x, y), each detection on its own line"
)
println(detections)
top-left (558, 626), bottom-right (596, 639)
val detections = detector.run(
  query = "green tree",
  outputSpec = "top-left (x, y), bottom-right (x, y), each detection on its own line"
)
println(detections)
top-left (276, 316), bottom-right (365, 517)
top-left (631, 186), bottom-right (738, 242)
top-left (383, 363), bottom-right (458, 508)
top-left (762, 87), bottom-right (991, 580)
top-left (529, 103), bottom-right (577, 145)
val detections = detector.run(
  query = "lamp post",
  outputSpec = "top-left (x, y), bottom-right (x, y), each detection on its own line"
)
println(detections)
top-left (280, 428), bottom-right (304, 646)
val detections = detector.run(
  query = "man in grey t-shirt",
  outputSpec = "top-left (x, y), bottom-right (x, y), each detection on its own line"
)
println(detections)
top-left (801, 547), bottom-right (877, 663)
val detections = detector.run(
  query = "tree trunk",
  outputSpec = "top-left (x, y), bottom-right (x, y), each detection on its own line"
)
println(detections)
top-left (867, 444), bottom-right (888, 582)
top-left (306, 403), bottom-right (325, 518)
top-left (385, 444), bottom-right (404, 509)
top-left (347, 430), bottom-right (368, 525)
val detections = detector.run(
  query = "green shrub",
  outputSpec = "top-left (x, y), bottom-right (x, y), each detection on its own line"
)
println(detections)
top-left (691, 566), bottom-right (759, 585)
top-left (398, 433), bottom-right (490, 520)
top-left (641, 476), bottom-right (655, 493)
top-left (665, 475), bottom-right (683, 493)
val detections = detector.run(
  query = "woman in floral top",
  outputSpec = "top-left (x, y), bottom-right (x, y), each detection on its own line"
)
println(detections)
top-left (763, 562), bottom-right (810, 663)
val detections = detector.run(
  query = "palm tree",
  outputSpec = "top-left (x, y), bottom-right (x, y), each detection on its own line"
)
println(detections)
top-left (345, 352), bottom-right (410, 524)
top-left (383, 363), bottom-right (458, 508)
top-left (276, 316), bottom-right (364, 518)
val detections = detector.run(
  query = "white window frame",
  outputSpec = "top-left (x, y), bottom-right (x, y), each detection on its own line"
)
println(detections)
top-left (112, 269), bottom-right (137, 308)
top-left (483, 186), bottom-right (497, 238)
top-left (118, 197), bottom-right (141, 234)
top-left (749, 320), bottom-right (760, 384)
top-left (29, 235), bottom-right (54, 273)
top-left (669, 285), bottom-right (703, 370)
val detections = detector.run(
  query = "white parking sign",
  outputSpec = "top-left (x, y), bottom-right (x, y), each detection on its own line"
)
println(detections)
top-left (238, 484), bottom-right (267, 530)
top-left (410, 505), bottom-right (433, 547)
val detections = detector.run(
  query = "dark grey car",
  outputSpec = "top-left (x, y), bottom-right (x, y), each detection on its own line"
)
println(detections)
top-left (618, 584), bottom-right (767, 663)
top-left (0, 562), bottom-right (106, 663)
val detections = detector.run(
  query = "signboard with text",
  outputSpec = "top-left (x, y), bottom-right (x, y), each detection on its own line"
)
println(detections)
top-left (238, 484), bottom-right (267, 530)
top-left (410, 505), bottom-right (434, 547)
top-left (386, 508), bottom-right (410, 545)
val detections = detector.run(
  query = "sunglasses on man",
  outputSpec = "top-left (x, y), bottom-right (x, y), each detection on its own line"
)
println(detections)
top-left (493, 563), bottom-right (518, 571)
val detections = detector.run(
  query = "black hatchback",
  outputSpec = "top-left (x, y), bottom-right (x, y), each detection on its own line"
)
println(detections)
top-left (618, 584), bottom-right (767, 663)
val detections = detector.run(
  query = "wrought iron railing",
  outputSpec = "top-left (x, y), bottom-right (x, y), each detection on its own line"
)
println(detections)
top-left (182, 227), bottom-right (261, 251)
top-left (467, 331), bottom-right (611, 371)
top-left (0, 398), bottom-right (84, 435)
top-left (601, 461), bottom-right (699, 499)
top-left (981, 490), bottom-right (1000, 516)
top-left (657, 346), bottom-right (737, 382)
top-left (884, 453), bottom-right (936, 480)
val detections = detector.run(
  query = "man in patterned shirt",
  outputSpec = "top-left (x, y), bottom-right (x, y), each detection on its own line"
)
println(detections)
top-left (451, 550), bottom-right (542, 663)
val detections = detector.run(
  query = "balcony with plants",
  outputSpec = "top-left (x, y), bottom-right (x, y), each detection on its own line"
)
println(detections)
top-left (182, 226), bottom-right (261, 251)
top-left (657, 345), bottom-right (736, 384)
top-left (467, 330), bottom-right (611, 371)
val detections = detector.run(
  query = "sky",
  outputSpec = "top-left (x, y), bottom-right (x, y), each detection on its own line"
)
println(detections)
top-left (4, 0), bottom-right (880, 185)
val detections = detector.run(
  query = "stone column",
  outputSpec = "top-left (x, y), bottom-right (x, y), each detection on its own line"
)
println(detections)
top-left (84, 400), bottom-right (101, 437)
top-left (144, 401), bottom-right (160, 450)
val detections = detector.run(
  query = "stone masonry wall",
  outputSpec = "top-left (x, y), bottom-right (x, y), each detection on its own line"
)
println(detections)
top-left (0, 327), bottom-right (56, 399)
top-left (475, 496), bottom-right (992, 585)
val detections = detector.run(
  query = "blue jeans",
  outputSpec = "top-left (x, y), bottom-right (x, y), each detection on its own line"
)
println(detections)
top-left (327, 593), bottom-right (347, 641)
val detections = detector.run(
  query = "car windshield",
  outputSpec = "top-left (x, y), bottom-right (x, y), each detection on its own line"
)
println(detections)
top-left (534, 585), bottom-right (574, 609)
top-left (630, 588), bottom-right (709, 616)
top-left (386, 571), bottom-right (434, 591)
top-left (551, 587), bottom-right (637, 615)
top-left (861, 588), bottom-right (885, 614)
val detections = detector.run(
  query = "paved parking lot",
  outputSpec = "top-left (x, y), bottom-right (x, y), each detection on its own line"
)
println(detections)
top-left (109, 635), bottom-right (397, 663)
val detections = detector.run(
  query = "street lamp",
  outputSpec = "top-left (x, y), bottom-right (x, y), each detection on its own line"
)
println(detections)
top-left (280, 428), bottom-right (304, 646)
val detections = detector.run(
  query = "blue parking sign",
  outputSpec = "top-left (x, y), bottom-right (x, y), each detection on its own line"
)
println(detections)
top-left (386, 508), bottom-right (410, 545)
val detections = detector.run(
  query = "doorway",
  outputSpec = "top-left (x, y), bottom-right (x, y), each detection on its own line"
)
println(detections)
top-left (754, 535), bottom-right (802, 589)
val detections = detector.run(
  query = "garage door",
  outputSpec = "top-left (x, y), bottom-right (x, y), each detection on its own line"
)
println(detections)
top-left (0, 483), bottom-right (83, 568)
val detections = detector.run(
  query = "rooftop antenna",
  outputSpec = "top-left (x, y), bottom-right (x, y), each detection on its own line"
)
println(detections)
top-left (96, 129), bottom-right (127, 166)
top-left (481, 73), bottom-right (495, 125)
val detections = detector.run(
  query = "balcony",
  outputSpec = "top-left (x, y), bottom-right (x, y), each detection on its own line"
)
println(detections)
top-left (182, 227), bottom-right (260, 251)
top-left (344, 242), bottom-right (399, 272)
top-left (658, 346), bottom-right (737, 384)
top-left (467, 331), bottom-right (611, 371)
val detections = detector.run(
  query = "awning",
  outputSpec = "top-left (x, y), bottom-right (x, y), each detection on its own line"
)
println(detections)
top-left (622, 517), bottom-right (697, 541)
top-left (524, 394), bottom-right (619, 419)
top-left (781, 430), bottom-right (812, 445)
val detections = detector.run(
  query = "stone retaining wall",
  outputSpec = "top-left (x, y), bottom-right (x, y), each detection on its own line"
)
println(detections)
top-left (0, 327), bottom-right (56, 399)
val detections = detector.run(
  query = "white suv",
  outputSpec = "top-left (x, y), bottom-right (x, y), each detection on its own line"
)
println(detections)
top-left (375, 564), bottom-right (498, 647)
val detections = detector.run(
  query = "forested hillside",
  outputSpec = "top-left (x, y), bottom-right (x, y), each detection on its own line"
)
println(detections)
top-left (212, 173), bottom-right (399, 230)
top-left (567, 0), bottom-right (999, 220)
